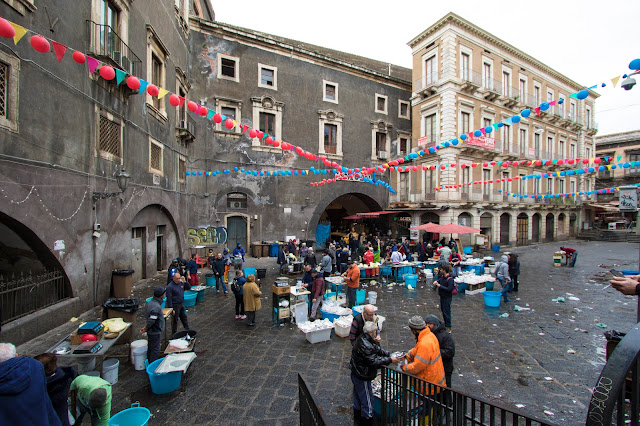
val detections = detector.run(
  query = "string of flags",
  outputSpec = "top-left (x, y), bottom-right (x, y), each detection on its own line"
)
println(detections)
top-left (502, 182), bottom-right (640, 200)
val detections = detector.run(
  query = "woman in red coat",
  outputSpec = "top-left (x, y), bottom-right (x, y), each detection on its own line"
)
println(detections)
top-left (363, 247), bottom-right (374, 265)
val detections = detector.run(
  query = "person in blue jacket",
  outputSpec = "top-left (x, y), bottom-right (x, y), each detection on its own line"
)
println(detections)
top-left (233, 242), bottom-right (245, 260)
top-left (35, 353), bottom-right (77, 426)
top-left (0, 343), bottom-right (61, 426)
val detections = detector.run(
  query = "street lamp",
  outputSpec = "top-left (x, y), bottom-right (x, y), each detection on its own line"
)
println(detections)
top-left (92, 168), bottom-right (131, 201)
top-left (620, 58), bottom-right (640, 90)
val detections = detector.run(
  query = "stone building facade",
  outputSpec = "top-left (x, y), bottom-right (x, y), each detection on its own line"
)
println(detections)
top-left (390, 13), bottom-right (598, 247)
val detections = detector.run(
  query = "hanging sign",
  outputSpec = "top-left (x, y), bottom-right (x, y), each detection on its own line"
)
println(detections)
top-left (619, 186), bottom-right (639, 211)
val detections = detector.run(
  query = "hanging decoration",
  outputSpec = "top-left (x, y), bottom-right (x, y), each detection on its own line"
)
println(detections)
top-left (501, 182), bottom-right (640, 200)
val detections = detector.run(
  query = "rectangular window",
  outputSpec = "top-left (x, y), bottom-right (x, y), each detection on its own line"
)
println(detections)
top-left (132, 227), bottom-right (144, 239)
top-left (151, 54), bottom-right (162, 111)
top-left (534, 178), bottom-right (540, 194)
top-left (483, 118), bottom-right (492, 129)
top-left (399, 137), bottom-right (408, 155)
top-left (519, 129), bottom-right (527, 154)
top-left (425, 56), bottom-right (435, 84)
top-left (586, 108), bottom-right (592, 128)
top-left (547, 178), bottom-right (553, 194)
top-left (324, 81), bottom-right (338, 103)
top-left (483, 63), bottom-right (491, 89)
top-left (628, 154), bottom-right (640, 175)
top-left (570, 180), bottom-right (576, 193)
top-left (570, 102), bottom-right (576, 120)
top-left (503, 124), bottom-right (510, 145)
top-left (519, 174), bottom-right (526, 194)
top-left (150, 140), bottom-right (163, 174)
top-left (502, 71), bottom-right (510, 96)
top-left (534, 86), bottom-right (540, 105)
top-left (502, 172), bottom-right (509, 193)
top-left (559, 140), bottom-right (565, 157)
top-left (376, 132), bottom-right (386, 153)
top-left (399, 101), bottom-right (409, 119)
top-left (462, 167), bottom-right (470, 193)
top-left (483, 169), bottom-right (491, 195)
top-left (221, 107), bottom-right (236, 132)
top-left (324, 124), bottom-right (337, 154)
top-left (0, 61), bottom-right (6, 118)
top-left (178, 156), bottom-right (186, 184)
top-left (558, 98), bottom-right (565, 117)
top-left (227, 193), bottom-right (247, 210)
top-left (570, 144), bottom-right (576, 158)
top-left (461, 53), bottom-right (470, 81)
top-left (375, 94), bottom-right (388, 114)
top-left (221, 58), bottom-right (236, 78)
top-left (461, 112), bottom-right (470, 134)
top-left (519, 79), bottom-right (526, 100)
top-left (99, 0), bottom-right (119, 51)
top-left (586, 147), bottom-right (591, 159)
top-left (547, 137), bottom-right (553, 157)
top-left (424, 114), bottom-right (436, 143)
top-left (260, 68), bottom-right (274, 87)
top-left (99, 114), bottom-right (121, 158)
top-left (547, 90), bottom-right (554, 103)
top-left (534, 133), bottom-right (540, 157)
top-left (259, 112), bottom-right (275, 142)
top-left (559, 179), bottom-right (565, 194)
top-left (426, 168), bottom-right (436, 194)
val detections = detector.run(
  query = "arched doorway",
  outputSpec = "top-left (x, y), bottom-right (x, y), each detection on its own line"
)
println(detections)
top-left (532, 213), bottom-right (541, 243)
top-left (226, 215), bottom-right (248, 254)
top-left (480, 213), bottom-right (493, 245)
top-left (130, 205), bottom-right (181, 282)
top-left (316, 193), bottom-right (383, 246)
top-left (558, 213), bottom-right (566, 238)
top-left (569, 213), bottom-right (577, 237)
top-left (458, 212), bottom-right (474, 246)
top-left (517, 213), bottom-right (529, 246)
top-left (500, 213), bottom-right (511, 246)
top-left (546, 213), bottom-right (555, 241)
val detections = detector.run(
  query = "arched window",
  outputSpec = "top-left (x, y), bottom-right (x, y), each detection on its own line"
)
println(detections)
top-left (227, 193), bottom-right (247, 210)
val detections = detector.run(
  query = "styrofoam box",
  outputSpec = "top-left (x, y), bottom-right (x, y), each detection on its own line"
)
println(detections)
top-left (305, 327), bottom-right (332, 344)
top-left (334, 322), bottom-right (350, 338)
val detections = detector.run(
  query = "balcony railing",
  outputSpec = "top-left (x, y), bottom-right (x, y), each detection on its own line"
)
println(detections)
top-left (414, 72), bottom-right (439, 92)
top-left (460, 70), bottom-right (482, 88)
top-left (86, 20), bottom-right (142, 76)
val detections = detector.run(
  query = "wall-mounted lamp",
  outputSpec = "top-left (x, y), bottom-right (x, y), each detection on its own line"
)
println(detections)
top-left (92, 168), bottom-right (131, 201)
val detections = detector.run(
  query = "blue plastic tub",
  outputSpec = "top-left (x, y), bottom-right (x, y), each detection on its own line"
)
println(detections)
top-left (356, 289), bottom-right (366, 305)
top-left (195, 288), bottom-right (205, 302)
top-left (457, 282), bottom-right (468, 292)
top-left (145, 358), bottom-right (182, 395)
top-left (485, 281), bottom-right (495, 291)
top-left (205, 274), bottom-right (215, 287)
top-left (109, 403), bottom-right (150, 426)
top-left (463, 246), bottom-right (472, 255)
top-left (320, 310), bottom-right (340, 323)
top-left (404, 274), bottom-right (418, 288)
top-left (474, 265), bottom-right (485, 275)
top-left (492, 245), bottom-right (501, 253)
top-left (380, 266), bottom-right (391, 276)
top-left (243, 267), bottom-right (257, 278)
top-left (483, 291), bottom-right (501, 308)
top-left (622, 270), bottom-right (639, 276)
top-left (183, 291), bottom-right (197, 307)
top-left (145, 296), bottom-right (166, 308)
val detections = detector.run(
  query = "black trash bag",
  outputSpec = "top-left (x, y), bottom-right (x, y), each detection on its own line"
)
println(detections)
top-left (103, 298), bottom-right (140, 312)
top-left (112, 269), bottom-right (135, 276)
top-left (604, 330), bottom-right (626, 342)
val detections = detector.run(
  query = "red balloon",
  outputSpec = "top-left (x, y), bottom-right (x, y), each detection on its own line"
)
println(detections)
top-left (483, 163), bottom-right (488, 167)
top-left (273, 140), bottom-right (280, 147)
top-left (249, 129), bottom-right (257, 138)
top-left (169, 94), bottom-right (180, 107)
top-left (440, 165), bottom-right (446, 170)
top-left (582, 159), bottom-right (589, 164)
top-left (257, 131), bottom-right (264, 139)
top-left (527, 161), bottom-right (533, 166)
top-left (30, 35), bottom-right (50, 53)
top-left (331, 162), bottom-right (338, 168)
top-left (281, 142), bottom-right (289, 150)
top-left (412, 166), bottom-right (418, 171)
top-left (147, 84), bottom-right (159, 97)
top-left (295, 147), bottom-right (303, 155)
top-left (0, 18), bottom-right (15, 39)
top-left (213, 113), bottom-right (222, 123)
top-left (471, 163), bottom-right (477, 168)
top-left (490, 161), bottom-right (496, 166)
top-left (567, 159), bottom-right (574, 165)
top-left (398, 158), bottom-right (405, 163)
top-left (126, 76), bottom-right (141, 90)
top-left (224, 118), bottom-right (234, 129)
top-left (545, 160), bottom-right (552, 165)
top-left (451, 163), bottom-right (456, 167)
top-left (534, 160), bottom-right (541, 166)
top-left (99, 66), bottom-right (115, 80)
top-left (508, 178), bottom-right (513, 182)
top-left (72, 51), bottom-right (86, 64)
top-left (187, 101), bottom-right (198, 113)
top-left (461, 164), bottom-right (466, 169)
top-left (513, 161), bottom-right (519, 167)
top-left (200, 106), bottom-right (209, 117)
top-left (266, 136), bottom-right (273, 144)
top-left (594, 158), bottom-right (601, 164)
top-left (557, 160), bottom-right (564, 166)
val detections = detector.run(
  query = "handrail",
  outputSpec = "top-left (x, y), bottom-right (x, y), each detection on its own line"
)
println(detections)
top-left (86, 20), bottom-right (142, 76)
top-left (299, 373), bottom-right (331, 426)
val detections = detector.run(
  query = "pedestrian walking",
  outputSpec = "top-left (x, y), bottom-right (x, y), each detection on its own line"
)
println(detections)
top-left (243, 274), bottom-right (262, 326)
top-left (166, 273), bottom-right (191, 336)
top-left (350, 321), bottom-right (399, 425)
top-left (434, 263), bottom-right (454, 332)
top-left (508, 253), bottom-right (521, 292)
top-left (232, 270), bottom-right (246, 319)
top-left (342, 261), bottom-right (360, 308)
top-left (212, 253), bottom-right (228, 294)
top-left (495, 255), bottom-right (512, 302)
top-left (310, 270), bottom-right (325, 321)
top-left (305, 247), bottom-right (317, 268)
top-left (140, 286), bottom-right (165, 362)
top-left (233, 242), bottom-right (246, 270)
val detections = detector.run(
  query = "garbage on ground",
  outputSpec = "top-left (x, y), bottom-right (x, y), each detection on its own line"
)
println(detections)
top-left (552, 297), bottom-right (565, 303)
top-left (513, 305), bottom-right (530, 311)
top-left (499, 313), bottom-right (509, 318)
top-left (544, 410), bottom-right (554, 416)
top-left (574, 328), bottom-right (588, 333)
top-left (595, 323), bottom-right (607, 328)
top-left (544, 377), bottom-right (553, 381)
top-left (515, 404), bottom-right (525, 408)
top-left (568, 296), bottom-right (580, 301)
top-left (567, 349), bottom-right (576, 354)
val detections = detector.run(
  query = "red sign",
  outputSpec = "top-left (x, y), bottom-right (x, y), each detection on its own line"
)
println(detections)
top-left (465, 136), bottom-right (495, 150)
top-left (417, 136), bottom-right (432, 147)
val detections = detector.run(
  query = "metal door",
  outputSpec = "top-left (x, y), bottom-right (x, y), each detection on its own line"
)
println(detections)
top-left (227, 216), bottom-right (247, 251)
top-left (131, 227), bottom-right (146, 281)
top-left (546, 214), bottom-right (555, 241)
top-left (517, 214), bottom-right (528, 246)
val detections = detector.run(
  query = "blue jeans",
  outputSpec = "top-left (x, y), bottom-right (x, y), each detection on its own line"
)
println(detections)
top-left (440, 295), bottom-right (452, 328)
top-left (452, 266), bottom-right (462, 277)
top-left (351, 374), bottom-right (374, 419)
top-left (498, 277), bottom-right (512, 301)
top-left (347, 287), bottom-right (357, 308)
top-left (569, 252), bottom-right (578, 267)
top-left (215, 274), bottom-right (227, 293)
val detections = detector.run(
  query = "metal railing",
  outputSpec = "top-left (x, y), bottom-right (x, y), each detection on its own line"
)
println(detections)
top-left (461, 70), bottom-right (483, 87)
top-left (380, 366), bottom-right (551, 425)
top-left (414, 72), bottom-right (440, 92)
top-left (0, 269), bottom-right (71, 325)
top-left (86, 20), bottom-right (142, 76)
top-left (298, 373), bottom-right (330, 426)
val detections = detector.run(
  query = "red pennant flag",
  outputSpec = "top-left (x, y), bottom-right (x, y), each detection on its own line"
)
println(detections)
top-left (178, 96), bottom-right (186, 107)
top-left (549, 100), bottom-right (557, 106)
top-left (241, 124), bottom-right (248, 133)
top-left (51, 41), bottom-right (68, 62)
top-left (535, 107), bottom-right (541, 116)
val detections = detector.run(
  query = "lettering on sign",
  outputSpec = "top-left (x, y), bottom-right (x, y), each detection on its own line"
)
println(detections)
top-left (187, 226), bottom-right (228, 245)
top-left (465, 136), bottom-right (496, 150)
top-left (417, 136), bottom-right (432, 148)
top-left (619, 187), bottom-right (638, 211)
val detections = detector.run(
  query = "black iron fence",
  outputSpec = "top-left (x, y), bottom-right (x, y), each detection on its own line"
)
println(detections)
top-left (299, 373), bottom-right (330, 426)
top-left (0, 269), bottom-right (70, 325)
top-left (380, 366), bottom-right (552, 425)
top-left (86, 20), bottom-right (142, 76)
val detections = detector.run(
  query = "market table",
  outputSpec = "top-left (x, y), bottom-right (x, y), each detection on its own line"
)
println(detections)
top-left (47, 322), bottom-right (132, 373)
top-left (325, 276), bottom-right (345, 299)
top-left (290, 286), bottom-right (311, 321)
top-left (162, 308), bottom-right (174, 346)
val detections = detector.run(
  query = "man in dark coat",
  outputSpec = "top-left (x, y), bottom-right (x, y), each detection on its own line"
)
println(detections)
top-left (212, 253), bottom-right (228, 294)
top-left (35, 353), bottom-right (76, 426)
top-left (425, 314), bottom-right (455, 388)
top-left (141, 287), bottom-right (166, 362)
top-left (350, 322), bottom-right (398, 424)
top-left (165, 273), bottom-right (191, 336)
top-left (277, 246), bottom-right (288, 274)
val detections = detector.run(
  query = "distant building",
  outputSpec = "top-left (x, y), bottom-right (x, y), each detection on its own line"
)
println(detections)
top-left (398, 12), bottom-right (598, 247)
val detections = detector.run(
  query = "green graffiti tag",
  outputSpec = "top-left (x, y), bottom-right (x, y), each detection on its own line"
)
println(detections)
top-left (187, 226), bottom-right (228, 245)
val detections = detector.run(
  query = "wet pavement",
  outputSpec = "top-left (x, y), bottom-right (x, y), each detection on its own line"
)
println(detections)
top-left (16, 240), bottom-right (640, 425)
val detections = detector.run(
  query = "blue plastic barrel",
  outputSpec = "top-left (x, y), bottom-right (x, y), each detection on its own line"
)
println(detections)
top-left (404, 274), bottom-right (418, 287)
top-left (320, 310), bottom-right (340, 323)
top-left (145, 296), bottom-right (166, 308)
top-left (492, 245), bottom-right (501, 253)
top-left (195, 288), bottom-right (205, 302)
top-left (108, 403), bottom-right (151, 426)
top-left (380, 266), bottom-right (391, 276)
top-left (145, 358), bottom-right (182, 395)
top-left (270, 243), bottom-right (280, 257)
top-left (483, 291), bottom-right (501, 308)
top-left (205, 274), bottom-right (215, 287)
top-left (356, 289), bottom-right (366, 305)
top-left (244, 267), bottom-right (257, 278)
top-left (183, 291), bottom-right (197, 307)
top-left (463, 246), bottom-right (472, 255)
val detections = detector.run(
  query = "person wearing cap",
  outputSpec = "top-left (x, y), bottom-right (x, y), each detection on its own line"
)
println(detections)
top-left (425, 314), bottom-right (455, 388)
top-left (341, 261), bottom-right (360, 308)
top-left (309, 270), bottom-right (325, 321)
top-left (350, 321), bottom-right (399, 424)
top-left (69, 375), bottom-right (111, 426)
top-left (232, 242), bottom-right (245, 262)
top-left (167, 258), bottom-right (180, 284)
top-left (141, 287), bottom-right (166, 362)
top-left (402, 316), bottom-right (446, 391)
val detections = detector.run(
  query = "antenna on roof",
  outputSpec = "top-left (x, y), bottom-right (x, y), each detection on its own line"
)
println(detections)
top-left (388, 64), bottom-right (391, 76)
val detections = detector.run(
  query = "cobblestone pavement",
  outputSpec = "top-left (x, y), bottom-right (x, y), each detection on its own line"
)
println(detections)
top-left (17, 240), bottom-right (640, 425)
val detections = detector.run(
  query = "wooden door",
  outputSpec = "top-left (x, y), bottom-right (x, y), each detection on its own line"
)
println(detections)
top-left (227, 216), bottom-right (247, 251)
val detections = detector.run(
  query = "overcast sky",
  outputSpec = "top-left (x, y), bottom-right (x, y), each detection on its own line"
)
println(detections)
top-left (211, 0), bottom-right (640, 138)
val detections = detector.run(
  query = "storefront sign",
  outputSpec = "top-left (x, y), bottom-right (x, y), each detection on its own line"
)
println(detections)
top-left (187, 226), bottom-right (228, 245)
top-left (619, 186), bottom-right (638, 211)
top-left (465, 136), bottom-right (495, 150)
top-left (410, 229), bottom-right (419, 240)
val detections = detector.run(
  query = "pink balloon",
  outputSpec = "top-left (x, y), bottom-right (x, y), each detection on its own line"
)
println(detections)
top-left (99, 66), bottom-right (115, 80)
top-left (30, 35), bottom-right (50, 53)
top-left (126, 76), bottom-right (141, 90)
top-left (0, 18), bottom-right (15, 39)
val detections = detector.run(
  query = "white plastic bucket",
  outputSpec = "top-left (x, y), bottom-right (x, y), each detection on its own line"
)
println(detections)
top-left (368, 291), bottom-right (377, 305)
top-left (130, 340), bottom-right (148, 364)
top-left (132, 346), bottom-right (148, 371)
top-left (77, 357), bottom-right (96, 373)
top-left (101, 359), bottom-right (119, 385)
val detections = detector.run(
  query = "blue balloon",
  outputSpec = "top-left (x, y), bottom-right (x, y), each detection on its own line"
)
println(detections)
top-left (460, 134), bottom-right (467, 141)
top-left (234, 167), bottom-right (238, 172)
top-left (332, 169), bottom-right (337, 174)
top-left (598, 166), bottom-right (605, 171)
top-left (601, 83), bottom-right (606, 88)
top-left (485, 126), bottom-right (493, 133)
top-left (535, 174), bottom-right (541, 179)
top-left (623, 163), bottom-right (631, 168)
top-left (428, 147), bottom-right (435, 153)
top-left (474, 130), bottom-right (482, 137)
top-left (341, 167), bottom-right (348, 173)
top-left (224, 169), bottom-right (230, 174)
top-left (521, 109), bottom-right (531, 118)
top-left (186, 171), bottom-right (191, 176)
top-left (444, 142), bottom-right (450, 147)
top-left (558, 98), bottom-right (564, 104)
top-left (310, 166), bottom-right (315, 170)
top-left (577, 169), bottom-right (584, 174)
top-left (589, 167), bottom-right (595, 173)
top-left (567, 170), bottom-right (575, 175)
top-left (452, 140), bottom-right (459, 146)
top-left (576, 90), bottom-right (589, 100)
top-left (540, 102), bottom-right (549, 111)
top-left (512, 116), bottom-right (521, 123)
top-left (294, 170), bottom-right (299, 175)
top-left (197, 171), bottom-right (202, 175)
top-left (321, 170), bottom-right (327, 175)
top-left (410, 153), bottom-right (418, 159)
top-left (498, 122), bottom-right (504, 128)
top-left (611, 164), bottom-right (617, 169)
top-left (629, 58), bottom-right (640, 70)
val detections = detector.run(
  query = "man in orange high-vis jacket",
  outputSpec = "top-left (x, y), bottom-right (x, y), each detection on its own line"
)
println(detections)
top-left (342, 261), bottom-right (360, 308)
top-left (401, 316), bottom-right (446, 390)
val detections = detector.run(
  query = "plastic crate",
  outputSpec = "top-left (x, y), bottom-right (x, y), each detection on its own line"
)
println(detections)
top-left (334, 322), bottom-right (350, 338)
top-left (305, 327), bottom-right (332, 344)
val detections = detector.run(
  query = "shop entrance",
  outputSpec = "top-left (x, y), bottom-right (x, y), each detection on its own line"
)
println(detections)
top-left (546, 214), bottom-right (555, 241)
top-left (317, 193), bottom-right (383, 245)
top-left (532, 213), bottom-right (541, 243)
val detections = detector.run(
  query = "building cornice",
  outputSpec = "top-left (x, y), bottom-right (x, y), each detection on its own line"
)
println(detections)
top-left (408, 13), bottom-right (599, 97)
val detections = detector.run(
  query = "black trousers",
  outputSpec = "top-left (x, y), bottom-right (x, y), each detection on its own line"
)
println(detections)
top-left (147, 332), bottom-right (162, 363)
top-left (171, 303), bottom-right (189, 336)
top-left (235, 294), bottom-right (245, 315)
top-left (246, 310), bottom-right (256, 325)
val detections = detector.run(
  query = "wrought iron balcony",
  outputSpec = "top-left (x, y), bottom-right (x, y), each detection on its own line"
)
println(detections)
top-left (86, 20), bottom-right (142, 77)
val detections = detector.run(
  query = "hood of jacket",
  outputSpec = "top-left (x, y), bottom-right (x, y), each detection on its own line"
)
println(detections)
top-left (501, 255), bottom-right (509, 263)
top-left (0, 357), bottom-right (33, 395)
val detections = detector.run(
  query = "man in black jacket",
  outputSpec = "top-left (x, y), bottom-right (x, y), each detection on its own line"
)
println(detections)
top-left (425, 314), bottom-right (455, 388)
top-left (212, 253), bottom-right (228, 294)
top-left (350, 321), bottom-right (398, 425)
top-left (141, 287), bottom-right (166, 362)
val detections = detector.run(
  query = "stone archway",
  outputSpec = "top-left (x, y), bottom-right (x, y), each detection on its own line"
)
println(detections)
top-left (458, 212), bottom-right (474, 246)
top-left (500, 213), bottom-right (511, 246)
top-left (569, 213), bottom-right (577, 237)
top-left (532, 213), bottom-right (542, 243)
top-left (420, 212), bottom-right (441, 243)
top-left (558, 213), bottom-right (567, 238)
top-left (480, 212), bottom-right (494, 245)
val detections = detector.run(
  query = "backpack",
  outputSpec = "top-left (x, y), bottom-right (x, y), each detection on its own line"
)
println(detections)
top-left (452, 283), bottom-right (459, 296)
top-left (231, 278), bottom-right (240, 294)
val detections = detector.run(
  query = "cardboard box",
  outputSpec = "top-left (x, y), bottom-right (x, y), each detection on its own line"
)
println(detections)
top-left (272, 285), bottom-right (290, 295)
top-left (71, 329), bottom-right (104, 345)
top-left (279, 307), bottom-right (290, 319)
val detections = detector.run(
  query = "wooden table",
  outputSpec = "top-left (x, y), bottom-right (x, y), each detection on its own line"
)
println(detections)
top-left (163, 308), bottom-right (174, 344)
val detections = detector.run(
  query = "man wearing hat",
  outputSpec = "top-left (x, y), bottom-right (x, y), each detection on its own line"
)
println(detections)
top-left (402, 316), bottom-right (446, 389)
top-left (425, 314), bottom-right (455, 388)
top-left (69, 375), bottom-right (112, 426)
top-left (167, 258), bottom-right (180, 284)
top-left (141, 287), bottom-right (166, 362)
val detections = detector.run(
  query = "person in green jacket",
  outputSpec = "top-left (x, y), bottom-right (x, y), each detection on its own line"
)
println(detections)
top-left (69, 374), bottom-right (111, 426)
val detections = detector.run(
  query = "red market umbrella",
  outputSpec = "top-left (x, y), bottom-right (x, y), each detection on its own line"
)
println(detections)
top-left (428, 223), bottom-right (480, 234)
top-left (408, 222), bottom-right (439, 231)
top-left (343, 214), bottom-right (365, 220)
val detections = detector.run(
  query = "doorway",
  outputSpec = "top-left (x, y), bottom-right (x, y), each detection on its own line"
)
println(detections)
top-left (500, 213), bottom-right (511, 245)
top-left (532, 213), bottom-right (541, 243)
top-left (227, 216), bottom-right (247, 250)
top-left (132, 226), bottom-right (147, 281)
top-left (156, 225), bottom-right (165, 271)
top-left (569, 213), bottom-right (577, 237)
top-left (480, 213), bottom-right (493, 245)
top-left (546, 214), bottom-right (555, 241)
top-left (517, 213), bottom-right (529, 246)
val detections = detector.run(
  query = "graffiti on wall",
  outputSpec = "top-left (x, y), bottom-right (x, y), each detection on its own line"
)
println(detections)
top-left (187, 226), bottom-right (228, 245)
